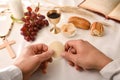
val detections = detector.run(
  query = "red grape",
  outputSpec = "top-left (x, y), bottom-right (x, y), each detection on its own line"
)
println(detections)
top-left (20, 6), bottom-right (49, 42)
top-left (27, 7), bottom-right (32, 12)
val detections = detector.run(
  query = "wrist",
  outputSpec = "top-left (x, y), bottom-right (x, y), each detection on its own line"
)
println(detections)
top-left (97, 57), bottom-right (112, 71)
top-left (14, 63), bottom-right (30, 80)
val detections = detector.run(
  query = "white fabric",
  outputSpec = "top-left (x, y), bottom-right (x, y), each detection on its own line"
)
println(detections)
top-left (100, 58), bottom-right (120, 80)
top-left (0, 0), bottom-right (120, 80)
top-left (0, 65), bottom-right (23, 80)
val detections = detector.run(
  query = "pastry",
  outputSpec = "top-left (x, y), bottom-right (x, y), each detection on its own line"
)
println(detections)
top-left (68, 16), bottom-right (91, 30)
top-left (91, 22), bottom-right (104, 37)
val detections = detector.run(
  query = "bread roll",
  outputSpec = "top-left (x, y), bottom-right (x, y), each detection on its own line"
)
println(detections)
top-left (91, 22), bottom-right (104, 37)
top-left (68, 16), bottom-right (90, 30)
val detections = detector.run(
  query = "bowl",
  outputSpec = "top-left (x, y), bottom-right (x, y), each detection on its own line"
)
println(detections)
top-left (61, 23), bottom-right (76, 37)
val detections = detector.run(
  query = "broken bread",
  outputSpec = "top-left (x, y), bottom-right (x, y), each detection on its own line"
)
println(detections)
top-left (61, 23), bottom-right (76, 37)
top-left (91, 22), bottom-right (104, 37)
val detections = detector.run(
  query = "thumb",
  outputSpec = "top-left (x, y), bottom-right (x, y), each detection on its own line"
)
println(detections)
top-left (62, 52), bottom-right (75, 63)
top-left (37, 50), bottom-right (54, 62)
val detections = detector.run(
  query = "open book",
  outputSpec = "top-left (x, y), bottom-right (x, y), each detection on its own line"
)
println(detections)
top-left (79, 0), bottom-right (120, 22)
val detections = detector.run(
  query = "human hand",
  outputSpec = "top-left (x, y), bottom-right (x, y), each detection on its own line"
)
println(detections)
top-left (62, 40), bottom-right (112, 71)
top-left (14, 44), bottom-right (54, 80)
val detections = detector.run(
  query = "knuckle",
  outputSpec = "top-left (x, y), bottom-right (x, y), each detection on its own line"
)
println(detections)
top-left (74, 57), bottom-right (79, 65)
top-left (78, 40), bottom-right (84, 43)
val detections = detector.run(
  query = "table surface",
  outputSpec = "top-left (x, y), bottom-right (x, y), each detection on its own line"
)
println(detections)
top-left (0, 0), bottom-right (120, 80)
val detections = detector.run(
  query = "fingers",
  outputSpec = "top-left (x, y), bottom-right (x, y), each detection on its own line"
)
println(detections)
top-left (68, 47), bottom-right (76, 54)
top-left (65, 39), bottom-right (85, 51)
top-left (62, 52), bottom-right (76, 63)
top-left (68, 61), bottom-right (83, 71)
top-left (41, 44), bottom-right (48, 52)
top-left (37, 50), bottom-right (54, 62)
top-left (39, 53), bottom-right (53, 74)
top-left (30, 44), bottom-right (48, 53)
top-left (47, 58), bottom-right (53, 63)
top-left (62, 53), bottom-right (84, 71)
top-left (68, 61), bottom-right (75, 66)
top-left (40, 61), bottom-right (48, 74)
top-left (75, 65), bottom-right (83, 71)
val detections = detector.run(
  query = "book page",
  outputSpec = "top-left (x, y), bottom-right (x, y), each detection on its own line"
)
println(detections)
top-left (108, 3), bottom-right (120, 21)
top-left (80, 0), bottom-right (120, 16)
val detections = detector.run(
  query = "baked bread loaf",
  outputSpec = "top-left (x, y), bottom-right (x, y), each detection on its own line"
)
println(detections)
top-left (91, 22), bottom-right (104, 37)
top-left (68, 16), bottom-right (91, 30)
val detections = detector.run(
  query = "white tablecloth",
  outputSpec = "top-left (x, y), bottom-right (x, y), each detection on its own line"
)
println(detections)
top-left (0, 0), bottom-right (120, 80)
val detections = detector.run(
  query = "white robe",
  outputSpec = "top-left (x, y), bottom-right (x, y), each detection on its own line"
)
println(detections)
top-left (100, 58), bottom-right (120, 80)
top-left (0, 65), bottom-right (22, 80)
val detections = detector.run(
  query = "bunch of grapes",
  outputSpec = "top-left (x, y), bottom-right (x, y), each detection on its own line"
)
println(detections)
top-left (21, 6), bottom-right (49, 41)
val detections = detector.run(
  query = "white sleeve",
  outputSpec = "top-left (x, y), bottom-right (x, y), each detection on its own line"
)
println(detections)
top-left (0, 65), bottom-right (23, 80)
top-left (100, 58), bottom-right (120, 80)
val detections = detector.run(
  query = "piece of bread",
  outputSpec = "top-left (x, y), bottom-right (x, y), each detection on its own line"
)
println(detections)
top-left (49, 41), bottom-right (64, 58)
top-left (61, 23), bottom-right (76, 37)
top-left (68, 16), bottom-right (91, 30)
top-left (91, 22), bottom-right (104, 37)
